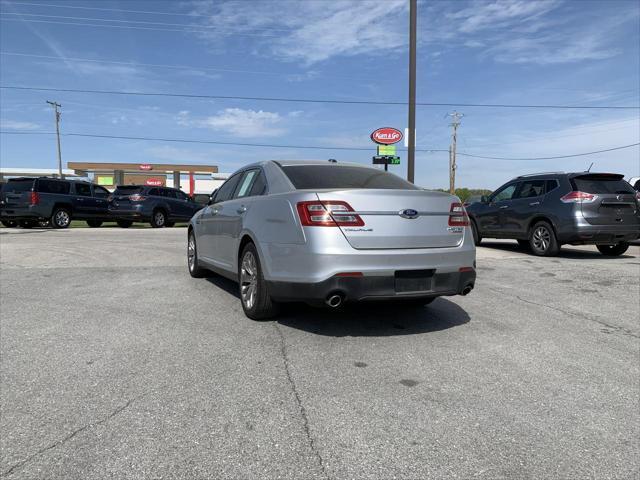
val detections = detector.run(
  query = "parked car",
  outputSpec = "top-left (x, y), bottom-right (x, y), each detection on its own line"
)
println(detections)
top-left (0, 182), bottom-right (17, 227)
top-left (108, 185), bottom-right (202, 228)
top-left (187, 160), bottom-right (476, 319)
top-left (628, 176), bottom-right (640, 191)
top-left (0, 177), bottom-right (112, 228)
top-left (466, 172), bottom-right (640, 256)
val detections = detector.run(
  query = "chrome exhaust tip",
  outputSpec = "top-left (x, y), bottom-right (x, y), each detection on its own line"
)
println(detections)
top-left (325, 293), bottom-right (344, 308)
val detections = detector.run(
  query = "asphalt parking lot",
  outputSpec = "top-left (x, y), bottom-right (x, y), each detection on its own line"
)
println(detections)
top-left (1, 227), bottom-right (638, 479)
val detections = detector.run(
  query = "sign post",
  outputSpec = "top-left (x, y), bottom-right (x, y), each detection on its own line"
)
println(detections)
top-left (370, 127), bottom-right (403, 171)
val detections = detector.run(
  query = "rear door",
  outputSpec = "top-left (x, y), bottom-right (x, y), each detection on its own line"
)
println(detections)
top-left (73, 182), bottom-right (95, 217)
top-left (216, 169), bottom-right (261, 266)
top-left (571, 174), bottom-right (638, 226)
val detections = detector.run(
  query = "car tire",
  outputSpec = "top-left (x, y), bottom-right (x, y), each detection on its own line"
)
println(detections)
top-left (470, 219), bottom-right (482, 246)
top-left (529, 221), bottom-right (559, 256)
top-left (116, 219), bottom-right (133, 228)
top-left (2, 220), bottom-right (18, 228)
top-left (597, 242), bottom-right (629, 256)
top-left (187, 230), bottom-right (207, 278)
top-left (239, 242), bottom-right (278, 320)
top-left (86, 220), bottom-right (103, 228)
top-left (517, 239), bottom-right (530, 250)
top-left (19, 220), bottom-right (34, 229)
top-left (51, 208), bottom-right (72, 229)
top-left (151, 209), bottom-right (166, 228)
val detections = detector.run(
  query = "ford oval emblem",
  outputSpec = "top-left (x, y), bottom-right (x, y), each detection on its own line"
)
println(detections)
top-left (399, 209), bottom-right (419, 219)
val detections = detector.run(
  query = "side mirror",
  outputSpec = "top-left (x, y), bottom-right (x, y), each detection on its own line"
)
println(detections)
top-left (480, 195), bottom-right (489, 203)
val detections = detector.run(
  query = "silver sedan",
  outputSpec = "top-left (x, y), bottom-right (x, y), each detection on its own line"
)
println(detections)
top-left (188, 161), bottom-right (476, 319)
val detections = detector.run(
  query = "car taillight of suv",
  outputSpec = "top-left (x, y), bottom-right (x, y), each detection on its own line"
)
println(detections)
top-left (560, 191), bottom-right (597, 203)
top-left (30, 192), bottom-right (40, 205)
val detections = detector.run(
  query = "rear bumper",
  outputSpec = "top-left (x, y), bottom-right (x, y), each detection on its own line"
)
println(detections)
top-left (0, 206), bottom-right (50, 220)
top-left (559, 224), bottom-right (640, 244)
top-left (108, 206), bottom-right (149, 221)
top-left (267, 269), bottom-right (476, 303)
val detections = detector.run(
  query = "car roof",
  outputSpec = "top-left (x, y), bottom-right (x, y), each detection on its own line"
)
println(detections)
top-left (515, 171), bottom-right (624, 179)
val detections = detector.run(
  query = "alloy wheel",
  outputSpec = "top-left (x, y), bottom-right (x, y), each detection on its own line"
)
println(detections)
top-left (154, 211), bottom-right (165, 226)
top-left (55, 210), bottom-right (70, 227)
top-left (188, 235), bottom-right (196, 271)
top-left (240, 251), bottom-right (258, 310)
top-left (532, 226), bottom-right (550, 252)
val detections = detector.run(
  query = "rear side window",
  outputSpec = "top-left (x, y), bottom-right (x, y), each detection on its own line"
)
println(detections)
top-left (4, 179), bottom-right (34, 193)
top-left (235, 170), bottom-right (259, 198)
top-left (516, 180), bottom-right (545, 199)
top-left (250, 171), bottom-right (267, 196)
top-left (75, 183), bottom-right (92, 196)
top-left (38, 179), bottom-right (70, 194)
top-left (546, 180), bottom-right (559, 193)
top-left (572, 175), bottom-right (634, 194)
top-left (281, 165), bottom-right (419, 190)
top-left (215, 173), bottom-right (242, 202)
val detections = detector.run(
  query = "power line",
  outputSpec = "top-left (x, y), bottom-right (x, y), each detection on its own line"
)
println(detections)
top-left (0, 52), bottom-right (310, 78)
top-left (0, 17), bottom-right (284, 37)
top-left (457, 143), bottom-right (639, 161)
top-left (0, 11), bottom-right (295, 33)
top-left (1, 130), bottom-right (637, 160)
top-left (2, 86), bottom-right (638, 110)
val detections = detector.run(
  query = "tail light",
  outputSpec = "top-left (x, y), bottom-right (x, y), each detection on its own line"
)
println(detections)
top-left (129, 194), bottom-right (146, 202)
top-left (296, 201), bottom-right (364, 227)
top-left (448, 202), bottom-right (469, 226)
top-left (30, 191), bottom-right (40, 205)
top-left (560, 191), bottom-right (597, 203)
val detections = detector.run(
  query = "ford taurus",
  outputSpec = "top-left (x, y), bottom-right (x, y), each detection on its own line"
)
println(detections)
top-left (188, 161), bottom-right (476, 319)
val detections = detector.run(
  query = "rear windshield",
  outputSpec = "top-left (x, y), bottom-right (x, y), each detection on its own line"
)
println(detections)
top-left (114, 186), bottom-right (143, 195)
top-left (4, 179), bottom-right (35, 193)
top-left (572, 175), bottom-right (634, 194)
top-left (281, 165), bottom-right (419, 190)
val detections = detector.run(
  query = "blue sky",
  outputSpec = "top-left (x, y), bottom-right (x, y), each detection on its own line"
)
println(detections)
top-left (0, 0), bottom-right (638, 189)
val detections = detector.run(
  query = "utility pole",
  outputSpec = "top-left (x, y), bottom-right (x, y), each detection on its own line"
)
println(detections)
top-left (447, 111), bottom-right (463, 194)
top-left (407, 0), bottom-right (417, 183)
top-left (46, 101), bottom-right (63, 178)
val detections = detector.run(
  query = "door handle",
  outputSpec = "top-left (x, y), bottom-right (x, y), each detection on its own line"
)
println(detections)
top-left (237, 206), bottom-right (247, 214)
top-left (499, 205), bottom-right (509, 209)
top-left (529, 201), bottom-right (540, 206)
top-left (76, 198), bottom-right (84, 201)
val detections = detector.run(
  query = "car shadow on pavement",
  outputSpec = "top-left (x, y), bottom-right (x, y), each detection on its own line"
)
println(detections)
top-left (205, 274), bottom-right (471, 337)
top-left (277, 299), bottom-right (470, 337)
top-left (480, 241), bottom-right (636, 260)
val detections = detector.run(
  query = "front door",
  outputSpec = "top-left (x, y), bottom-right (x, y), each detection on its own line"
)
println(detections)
top-left (478, 182), bottom-right (519, 234)
top-left (91, 185), bottom-right (110, 217)
top-left (508, 179), bottom-right (547, 236)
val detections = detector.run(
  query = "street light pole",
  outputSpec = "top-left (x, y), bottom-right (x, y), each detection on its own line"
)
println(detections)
top-left (46, 100), bottom-right (63, 178)
top-left (407, 0), bottom-right (417, 183)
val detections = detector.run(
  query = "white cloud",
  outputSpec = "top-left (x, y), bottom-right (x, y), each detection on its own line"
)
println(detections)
top-left (177, 108), bottom-right (286, 137)
top-left (0, 120), bottom-right (40, 130)
top-left (190, 0), bottom-right (408, 64)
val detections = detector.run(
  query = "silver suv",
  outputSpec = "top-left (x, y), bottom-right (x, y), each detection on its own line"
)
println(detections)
top-left (187, 161), bottom-right (476, 319)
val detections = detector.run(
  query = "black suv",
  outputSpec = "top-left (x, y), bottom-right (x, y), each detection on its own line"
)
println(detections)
top-left (466, 172), bottom-right (640, 256)
top-left (108, 185), bottom-right (202, 228)
top-left (0, 177), bottom-right (112, 228)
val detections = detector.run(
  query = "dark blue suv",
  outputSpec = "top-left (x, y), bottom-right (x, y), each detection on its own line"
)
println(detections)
top-left (1, 177), bottom-right (111, 228)
top-left (108, 185), bottom-right (202, 228)
top-left (466, 172), bottom-right (640, 256)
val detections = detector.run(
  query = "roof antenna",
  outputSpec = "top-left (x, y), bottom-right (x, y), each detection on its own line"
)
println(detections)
top-left (587, 162), bottom-right (593, 172)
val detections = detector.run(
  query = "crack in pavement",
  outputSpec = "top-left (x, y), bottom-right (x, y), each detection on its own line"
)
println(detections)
top-left (1, 395), bottom-right (141, 477)
top-left (488, 287), bottom-right (639, 339)
top-left (274, 323), bottom-right (329, 480)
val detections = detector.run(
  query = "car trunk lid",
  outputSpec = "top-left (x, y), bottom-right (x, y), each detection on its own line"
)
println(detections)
top-left (315, 189), bottom-right (464, 249)
top-left (570, 174), bottom-right (639, 226)
top-left (1, 179), bottom-right (35, 207)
